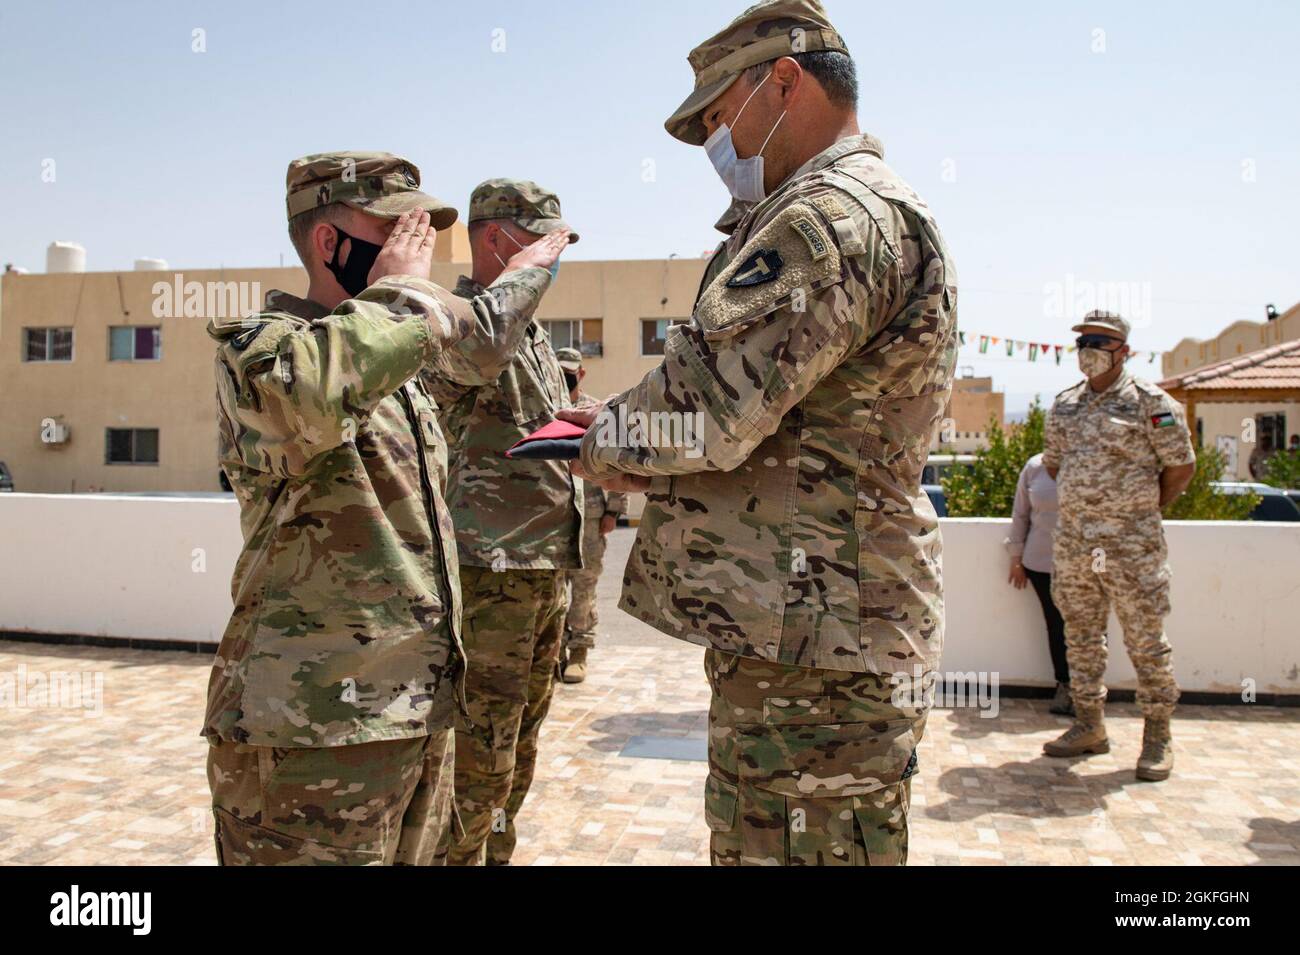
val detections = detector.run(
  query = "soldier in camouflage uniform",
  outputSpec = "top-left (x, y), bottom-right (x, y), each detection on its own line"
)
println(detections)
top-left (203, 152), bottom-right (565, 865)
top-left (420, 180), bottom-right (582, 866)
top-left (563, 0), bottom-right (958, 865)
top-left (1042, 310), bottom-right (1196, 781)
top-left (554, 347), bottom-right (628, 684)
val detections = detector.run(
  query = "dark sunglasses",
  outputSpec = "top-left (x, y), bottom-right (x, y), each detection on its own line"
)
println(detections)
top-left (1075, 334), bottom-right (1125, 350)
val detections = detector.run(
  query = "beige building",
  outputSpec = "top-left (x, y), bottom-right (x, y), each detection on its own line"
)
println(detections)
top-left (0, 230), bottom-right (708, 494)
top-left (931, 374), bottom-right (1005, 453)
top-left (1158, 301), bottom-right (1300, 481)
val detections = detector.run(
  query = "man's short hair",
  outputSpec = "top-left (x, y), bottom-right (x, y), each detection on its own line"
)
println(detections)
top-left (743, 50), bottom-right (858, 109)
top-left (288, 204), bottom-right (344, 263)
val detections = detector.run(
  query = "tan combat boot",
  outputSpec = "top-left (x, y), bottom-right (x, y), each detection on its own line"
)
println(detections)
top-left (1135, 716), bottom-right (1174, 781)
top-left (1043, 706), bottom-right (1109, 757)
top-left (562, 646), bottom-right (588, 684)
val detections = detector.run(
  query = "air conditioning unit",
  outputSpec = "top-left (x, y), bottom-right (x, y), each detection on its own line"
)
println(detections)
top-left (41, 420), bottom-right (70, 445)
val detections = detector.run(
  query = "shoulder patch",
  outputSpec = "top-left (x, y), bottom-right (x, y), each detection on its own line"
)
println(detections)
top-left (726, 248), bottom-right (785, 287)
top-left (789, 215), bottom-right (830, 261)
top-left (694, 201), bottom-right (845, 341)
top-left (1150, 411), bottom-right (1176, 428)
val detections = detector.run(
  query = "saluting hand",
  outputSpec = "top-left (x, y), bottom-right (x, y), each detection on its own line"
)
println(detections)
top-left (369, 209), bottom-right (437, 285)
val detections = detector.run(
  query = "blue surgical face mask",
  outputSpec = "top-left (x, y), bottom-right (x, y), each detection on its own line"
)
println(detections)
top-left (496, 227), bottom-right (560, 281)
top-left (703, 71), bottom-right (787, 203)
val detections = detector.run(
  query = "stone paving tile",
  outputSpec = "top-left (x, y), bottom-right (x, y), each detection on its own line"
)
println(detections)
top-left (1, 528), bottom-right (1297, 866)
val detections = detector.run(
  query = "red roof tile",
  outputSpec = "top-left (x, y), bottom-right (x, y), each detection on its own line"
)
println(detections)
top-left (1159, 339), bottom-right (1300, 392)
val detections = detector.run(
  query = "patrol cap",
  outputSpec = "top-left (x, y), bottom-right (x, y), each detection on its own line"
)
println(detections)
top-left (665, 0), bottom-right (850, 145)
top-left (1072, 309), bottom-right (1131, 340)
top-left (468, 178), bottom-right (580, 243)
top-left (554, 347), bottom-right (583, 373)
top-left (285, 151), bottom-right (458, 228)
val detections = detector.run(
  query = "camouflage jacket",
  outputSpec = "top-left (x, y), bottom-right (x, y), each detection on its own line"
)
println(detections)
top-left (205, 270), bottom-right (549, 748)
top-left (1043, 370), bottom-right (1195, 537)
top-left (421, 275), bottom-right (583, 571)
top-left (575, 390), bottom-right (628, 557)
top-left (580, 134), bottom-right (958, 675)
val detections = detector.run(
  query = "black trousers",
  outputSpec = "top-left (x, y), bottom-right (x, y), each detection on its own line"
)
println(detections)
top-left (1026, 567), bottom-right (1070, 685)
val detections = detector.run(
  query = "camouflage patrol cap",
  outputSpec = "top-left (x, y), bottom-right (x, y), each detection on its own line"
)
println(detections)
top-left (665, 0), bottom-right (850, 145)
top-left (554, 347), bottom-right (583, 372)
top-left (285, 151), bottom-right (458, 228)
top-left (1072, 309), bottom-right (1131, 340)
top-left (468, 178), bottom-right (580, 243)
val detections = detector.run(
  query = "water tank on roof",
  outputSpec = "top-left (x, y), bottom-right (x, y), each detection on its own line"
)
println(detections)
top-left (46, 242), bottom-right (86, 273)
top-left (134, 257), bottom-right (168, 271)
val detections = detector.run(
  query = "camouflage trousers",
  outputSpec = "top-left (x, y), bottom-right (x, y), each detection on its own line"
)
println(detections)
top-left (447, 565), bottom-right (566, 865)
top-left (564, 531), bottom-right (606, 651)
top-left (703, 649), bottom-right (927, 866)
top-left (206, 729), bottom-right (455, 866)
top-left (1051, 527), bottom-right (1179, 720)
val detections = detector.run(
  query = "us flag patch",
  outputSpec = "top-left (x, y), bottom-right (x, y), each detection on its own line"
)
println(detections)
top-left (1151, 411), bottom-right (1176, 428)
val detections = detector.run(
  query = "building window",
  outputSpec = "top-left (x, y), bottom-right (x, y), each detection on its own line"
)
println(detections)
top-left (544, 320), bottom-right (581, 350)
top-left (109, 326), bottom-right (161, 361)
top-left (1257, 413), bottom-right (1286, 453)
top-left (642, 318), bottom-right (684, 356)
top-left (23, 327), bottom-right (73, 362)
top-left (105, 428), bottom-right (159, 465)
top-left (544, 319), bottom-right (604, 357)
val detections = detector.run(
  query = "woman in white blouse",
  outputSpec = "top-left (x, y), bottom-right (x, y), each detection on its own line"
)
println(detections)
top-left (1005, 452), bottom-right (1072, 715)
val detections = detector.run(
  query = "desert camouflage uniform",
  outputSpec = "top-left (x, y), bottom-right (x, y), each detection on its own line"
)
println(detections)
top-left (564, 390), bottom-right (628, 652)
top-left (581, 2), bottom-right (958, 868)
top-left (420, 180), bottom-right (583, 866)
top-left (204, 150), bottom-right (552, 865)
top-left (1044, 369), bottom-right (1194, 719)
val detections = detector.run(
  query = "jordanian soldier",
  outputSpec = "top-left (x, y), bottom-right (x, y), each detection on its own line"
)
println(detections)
top-left (562, 1), bottom-right (958, 865)
top-left (421, 179), bottom-right (581, 866)
top-left (204, 152), bottom-right (566, 865)
top-left (1042, 310), bottom-right (1195, 781)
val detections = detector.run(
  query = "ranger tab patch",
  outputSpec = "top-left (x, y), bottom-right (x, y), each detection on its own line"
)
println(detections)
top-left (790, 215), bottom-right (830, 260)
top-left (1150, 411), bottom-right (1176, 428)
top-left (726, 248), bottom-right (784, 288)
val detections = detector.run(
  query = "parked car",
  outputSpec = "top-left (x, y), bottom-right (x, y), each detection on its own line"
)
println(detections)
top-left (1211, 482), bottom-right (1300, 522)
top-left (921, 453), bottom-right (975, 486)
top-left (0, 461), bottom-right (13, 492)
top-left (922, 484), bottom-right (948, 517)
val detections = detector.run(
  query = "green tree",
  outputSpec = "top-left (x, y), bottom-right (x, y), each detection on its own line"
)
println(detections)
top-left (1162, 444), bottom-right (1259, 520)
top-left (1261, 448), bottom-right (1300, 490)
top-left (941, 401), bottom-right (1045, 517)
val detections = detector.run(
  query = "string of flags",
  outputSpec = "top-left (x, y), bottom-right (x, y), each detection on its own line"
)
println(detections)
top-left (957, 330), bottom-right (1161, 365)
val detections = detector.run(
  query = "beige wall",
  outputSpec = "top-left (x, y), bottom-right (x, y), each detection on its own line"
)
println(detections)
top-left (0, 255), bottom-right (708, 494)
top-left (1163, 303), bottom-right (1300, 377)
top-left (932, 375), bottom-right (1005, 452)
top-left (1191, 400), bottom-right (1300, 481)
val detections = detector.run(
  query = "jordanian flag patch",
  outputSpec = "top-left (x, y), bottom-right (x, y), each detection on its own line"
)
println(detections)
top-left (1151, 411), bottom-right (1176, 428)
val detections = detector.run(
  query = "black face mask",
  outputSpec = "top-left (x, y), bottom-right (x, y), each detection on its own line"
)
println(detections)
top-left (563, 372), bottom-right (579, 394)
top-left (326, 226), bottom-right (383, 297)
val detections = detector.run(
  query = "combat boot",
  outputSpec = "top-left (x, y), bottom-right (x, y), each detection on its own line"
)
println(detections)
top-left (562, 646), bottom-right (588, 684)
top-left (1135, 716), bottom-right (1174, 781)
top-left (1043, 706), bottom-right (1108, 757)
top-left (1048, 682), bottom-right (1074, 716)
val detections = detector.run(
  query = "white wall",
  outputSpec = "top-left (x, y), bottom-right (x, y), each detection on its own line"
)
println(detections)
top-left (1, 495), bottom-right (1296, 696)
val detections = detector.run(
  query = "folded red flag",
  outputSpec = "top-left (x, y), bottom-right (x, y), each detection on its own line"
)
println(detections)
top-left (505, 419), bottom-right (587, 460)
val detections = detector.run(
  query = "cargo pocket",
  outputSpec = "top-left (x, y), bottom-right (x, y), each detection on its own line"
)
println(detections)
top-left (212, 807), bottom-right (383, 866)
top-left (851, 779), bottom-right (911, 866)
top-left (703, 774), bottom-right (738, 832)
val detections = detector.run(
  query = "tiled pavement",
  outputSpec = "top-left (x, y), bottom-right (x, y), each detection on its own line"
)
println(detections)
top-left (1, 529), bottom-right (1297, 866)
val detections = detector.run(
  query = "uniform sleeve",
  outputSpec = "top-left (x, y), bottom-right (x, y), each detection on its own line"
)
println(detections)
top-left (579, 199), bottom-right (903, 478)
top-left (1042, 402), bottom-right (1065, 472)
top-left (1146, 389), bottom-right (1197, 467)
top-left (424, 266), bottom-right (552, 387)
top-left (214, 276), bottom-right (471, 478)
top-left (605, 490), bottom-right (629, 516)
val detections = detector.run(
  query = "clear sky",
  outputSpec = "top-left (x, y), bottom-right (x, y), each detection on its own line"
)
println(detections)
top-left (2, 0), bottom-right (1297, 410)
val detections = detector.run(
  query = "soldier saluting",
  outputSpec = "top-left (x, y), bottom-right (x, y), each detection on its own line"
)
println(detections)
top-left (1042, 310), bottom-right (1195, 781)
top-left (563, 0), bottom-right (958, 865)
